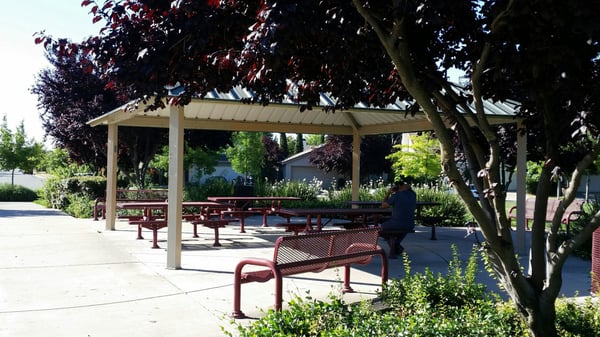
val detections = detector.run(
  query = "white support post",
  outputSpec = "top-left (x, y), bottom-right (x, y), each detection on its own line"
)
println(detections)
top-left (167, 104), bottom-right (184, 269)
top-left (516, 120), bottom-right (527, 254)
top-left (105, 124), bottom-right (118, 231)
top-left (351, 132), bottom-right (361, 202)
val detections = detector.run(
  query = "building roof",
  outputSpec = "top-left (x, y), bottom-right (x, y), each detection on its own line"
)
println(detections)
top-left (88, 85), bottom-right (519, 135)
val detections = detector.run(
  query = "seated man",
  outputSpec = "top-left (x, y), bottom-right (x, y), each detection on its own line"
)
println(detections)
top-left (381, 180), bottom-right (417, 256)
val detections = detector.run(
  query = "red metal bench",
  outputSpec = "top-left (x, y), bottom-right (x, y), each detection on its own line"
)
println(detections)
top-left (508, 198), bottom-right (583, 234)
top-left (231, 227), bottom-right (388, 318)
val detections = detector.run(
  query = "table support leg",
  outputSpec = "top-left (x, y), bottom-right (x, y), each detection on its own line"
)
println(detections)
top-left (239, 217), bottom-right (246, 233)
top-left (212, 227), bottom-right (221, 247)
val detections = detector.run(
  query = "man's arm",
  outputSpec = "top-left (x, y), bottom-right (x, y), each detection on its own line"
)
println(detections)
top-left (382, 188), bottom-right (395, 208)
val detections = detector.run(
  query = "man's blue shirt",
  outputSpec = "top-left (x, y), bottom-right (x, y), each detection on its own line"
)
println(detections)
top-left (384, 188), bottom-right (417, 230)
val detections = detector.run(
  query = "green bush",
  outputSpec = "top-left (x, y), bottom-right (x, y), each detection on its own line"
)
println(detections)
top-left (38, 176), bottom-right (105, 217)
top-left (225, 247), bottom-right (528, 336)
top-left (0, 183), bottom-right (38, 201)
top-left (184, 177), bottom-right (234, 201)
top-left (556, 297), bottom-right (600, 337)
top-left (414, 187), bottom-right (470, 226)
top-left (65, 194), bottom-right (95, 218)
top-left (266, 178), bottom-right (322, 201)
top-left (556, 199), bottom-right (598, 260)
top-left (525, 161), bottom-right (562, 194)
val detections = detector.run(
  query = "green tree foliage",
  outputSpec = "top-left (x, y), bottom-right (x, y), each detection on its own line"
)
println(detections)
top-left (305, 134), bottom-right (325, 146)
top-left (387, 133), bottom-right (441, 184)
top-left (279, 132), bottom-right (289, 158)
top-left (0, 116), bottom-right (44, 185)
top-left (295, 133), bottom-right (304, 154)
top-left (151, 143), bottom-right (221, 186)
top-left (225, 132), bottom-right (265, 183)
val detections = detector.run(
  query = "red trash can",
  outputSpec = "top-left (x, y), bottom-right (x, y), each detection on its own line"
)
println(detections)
top-left (592, 228), bottom-right (600, 294)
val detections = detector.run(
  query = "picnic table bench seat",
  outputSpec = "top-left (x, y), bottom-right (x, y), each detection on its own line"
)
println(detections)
top-left (274, 221), bottom-right (311, 235)
top-left (378, 229), bottom-right (416, 259)
top-left (231, 227), bottom-right (388, 318)
top-left (220, 209), bottom-right (263, 233)
top-left (190, 217), bottom-right (238, 246)
top-left (274, 219), bottom-right (362, 235)
top-left (128, 218), bottom-right (167, 249)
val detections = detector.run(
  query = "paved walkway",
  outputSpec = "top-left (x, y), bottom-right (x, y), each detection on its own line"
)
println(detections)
top-left (0, 202), bottom-right (593, 337)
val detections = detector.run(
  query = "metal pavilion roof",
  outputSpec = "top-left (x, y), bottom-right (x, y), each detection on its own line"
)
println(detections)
top-left (88, 86), bottom-right (519, 135)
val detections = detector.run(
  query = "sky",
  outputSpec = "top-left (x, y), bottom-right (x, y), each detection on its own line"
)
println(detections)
top-left (0, 1), bottom-right (100, 148)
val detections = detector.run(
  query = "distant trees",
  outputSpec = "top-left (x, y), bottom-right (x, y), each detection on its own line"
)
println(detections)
top-left (309, 135), bottom-right (393, 181)
top-left (31, 45), bottom-right (119, 171)
top-left (0, 116), bottom-right (44, 185)
top-left (225, 132), bottom-right (265, 184)
top-left (33, 39), bottom-right (231, 188)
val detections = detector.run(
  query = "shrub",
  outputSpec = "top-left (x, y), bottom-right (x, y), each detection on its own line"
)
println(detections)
top-left (65, 194), bottom-right (95, 218)
top-left (38, 176), bottom-right (105, 217)
top-left (414, 186), bottom-right (469, 226)
top-left (556, 297), bottom-right (600, 337)
top-left (267, 178), bottom-right (322, 201)
top-left (225, 247), bottom-right (528, 337)
top-left (185, 176), bottom-right (234, 201)
top-left (0, 183), bottom-right (38, 201)
top-left (556, 198), bottom-right (598, 260)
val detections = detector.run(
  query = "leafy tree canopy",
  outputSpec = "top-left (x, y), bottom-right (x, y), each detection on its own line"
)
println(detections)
top-left (225, 132), bottom-right (265, 183)
top-left (387, 133), bottom-right (441, 184)
top-left (309, 134), bottom-right (393, 181)
top-left (0, 116), bottom-right (44, 184)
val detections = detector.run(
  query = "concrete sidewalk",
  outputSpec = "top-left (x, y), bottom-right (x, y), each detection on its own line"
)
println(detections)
top-left (0, 202), bottom-right (593, 337)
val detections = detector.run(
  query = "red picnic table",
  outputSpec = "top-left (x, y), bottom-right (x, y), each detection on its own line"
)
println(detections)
top-left (206, 196), bottom-right (301, 229)
top-left (117, 201), bottom-right (234, 248)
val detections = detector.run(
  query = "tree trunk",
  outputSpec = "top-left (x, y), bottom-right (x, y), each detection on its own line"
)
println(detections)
top-left (11, 168), bottom-right (15, 186)
top-left (523, 295), bottom-right (558, 337)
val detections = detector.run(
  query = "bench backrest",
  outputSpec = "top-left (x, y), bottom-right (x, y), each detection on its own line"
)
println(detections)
top-left (273, 228), bottom-right (381, 275)
top-left (524, 197), bottom-right (584, 221)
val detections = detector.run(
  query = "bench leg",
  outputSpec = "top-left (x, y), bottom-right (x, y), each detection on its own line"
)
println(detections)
top-left (151, 226), bottom-right (160, 249)
top-left (232, 266), bottom-right (245, 318)
top-left (192, 223), bottom-right (199, 238)
top-left (343, 265), bottom-right (354, 293)
top-left (137, 225), bottom-right (144, 240)
top-left (262, 211), bottom-right (268, 227)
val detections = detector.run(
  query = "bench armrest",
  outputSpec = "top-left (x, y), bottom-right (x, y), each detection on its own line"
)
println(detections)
top-left (234, 258), bottom-right (279, 283)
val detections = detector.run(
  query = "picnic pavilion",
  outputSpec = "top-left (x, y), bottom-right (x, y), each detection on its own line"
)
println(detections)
top-left (87, 86), bottom-right (526, 269)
